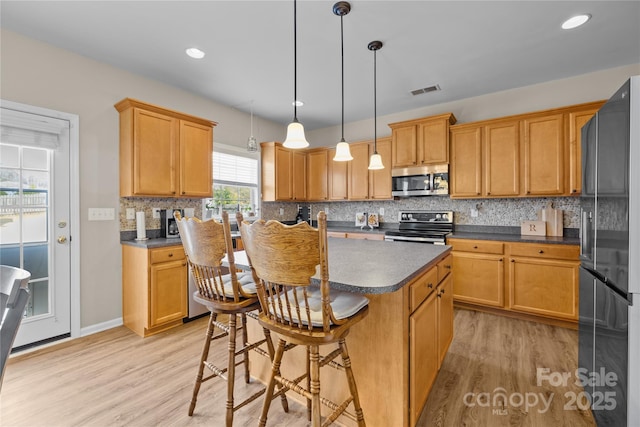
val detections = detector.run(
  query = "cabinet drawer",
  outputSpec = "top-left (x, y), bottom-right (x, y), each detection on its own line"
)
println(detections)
top-left (509, 243), bottom-right (578, 260)
top-left (327, 231), bottom-right (347, 238)
top-left (410, 267), bottom-right (438, 312)
top-left (150, 246), bottom-right (185, 264)
top-left (449, 239), bottom-right (504, 255)
top-left (345, 232), bottom-right (385, 241)
top-left (437, 254), bottom-right (452, 283)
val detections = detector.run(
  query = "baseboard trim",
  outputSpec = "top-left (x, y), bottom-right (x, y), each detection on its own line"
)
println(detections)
top-left (80, 317), bottom-right (123, 337)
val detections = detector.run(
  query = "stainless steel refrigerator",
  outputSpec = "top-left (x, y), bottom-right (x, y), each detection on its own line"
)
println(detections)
top-left (579, 76), bottom-right (639, 426)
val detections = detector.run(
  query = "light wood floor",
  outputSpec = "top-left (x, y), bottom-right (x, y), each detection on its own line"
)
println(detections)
top-left (0, 309), bottom-right (595, 426)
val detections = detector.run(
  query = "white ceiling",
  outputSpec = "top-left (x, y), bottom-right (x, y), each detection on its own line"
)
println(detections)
top-left (1, 1), bottom-right (639, 130)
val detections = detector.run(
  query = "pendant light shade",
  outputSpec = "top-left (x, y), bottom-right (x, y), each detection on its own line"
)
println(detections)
top-left (247, 101), bottom-right (258, 152)
top-left (332, 1), bottom-right (353, 162)
top-left (368, 40), bottom-right (385, 170)
top-left (283, 0), bottom-right (309, 149)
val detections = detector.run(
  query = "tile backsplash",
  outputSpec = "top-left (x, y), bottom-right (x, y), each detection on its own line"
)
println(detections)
top-left (261, 197), bottom-right (581, 229)
top-left (121, 196), bottom-right (584, 232)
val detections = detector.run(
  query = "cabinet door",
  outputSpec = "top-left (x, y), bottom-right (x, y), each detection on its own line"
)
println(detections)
top-left (368, 138), bottom-right (392, 199)
top-left (409, 291), bottom-right (438, 427)
top-left (133, 108), bottom-right (177, 196)
top-left (391, 125), bottom-right (418, 167)
top-left (275, 145), bottom-right (293, 201)
top-left (292, 151), bottom-right (307, 200)
top-left (418, 119), bottom-right (448, 164)
top-left (484, 121), bottom-right (520, 197)
top-left (523, 114), bottom-right (565, 195)
top-left (452, 251), bottom-right (504, 307)
top-left (509, 257), bottom-right (579, 320)
top-left (569, 108), bottom-right (599, 195)
top-left (328, 148), bottom-right (348, 200)
top-left (348, 142), bottom-right (370, 200)
top-left (306, 149), bottom-right (328, 201)
top-left (179, 120), bottom-right (213, 197)
top-left (450, 127), bottom-right (482, 198)
top-left (437, 274), bottom-right (453, 367)
top-left (149, 260), bottom-right (187, 328)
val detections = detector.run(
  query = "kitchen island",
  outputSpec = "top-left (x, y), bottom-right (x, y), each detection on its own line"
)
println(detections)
top-left (232, 237), bottom-right (453, 427)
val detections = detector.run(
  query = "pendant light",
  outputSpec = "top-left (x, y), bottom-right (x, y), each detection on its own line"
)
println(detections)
top-left (332, 1), bottom-right (353, 161)
top-left (247, 101), bottom-right (258, 152)
top-left (283, 0), bottom-right (309, 149)
top-left (368, 40), bottom-right (384, 170)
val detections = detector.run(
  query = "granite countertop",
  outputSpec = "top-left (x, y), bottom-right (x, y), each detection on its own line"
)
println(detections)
top-left (447, 225), bottom-right (580, 245)
top-left (228, 237), bottom-right (451, 295)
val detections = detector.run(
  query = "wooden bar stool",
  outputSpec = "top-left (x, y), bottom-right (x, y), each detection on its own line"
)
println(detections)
top-left (237, 211), bottom-right (368, 427)
top-left (174, 211), bottom-right (288, 426)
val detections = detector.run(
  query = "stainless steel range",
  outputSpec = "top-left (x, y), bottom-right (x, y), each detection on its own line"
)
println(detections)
top-left (384, 210), bottom-right (453, 244)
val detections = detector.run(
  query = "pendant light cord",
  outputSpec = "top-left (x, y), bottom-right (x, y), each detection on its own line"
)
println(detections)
top-left (293, 0), bottom-right (298, 122)
top-left (340, 14), bottom-right (345, 142)
top-left (373, 47), bottom-right (378, 154)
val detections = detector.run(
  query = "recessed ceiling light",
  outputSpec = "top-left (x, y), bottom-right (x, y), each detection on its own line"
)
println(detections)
top-left (292, 100), bottom-right (304, 107)
top-left (185, 47), bottom-right (205, 59)
top-left (562, 14), bottom-right (591, 30)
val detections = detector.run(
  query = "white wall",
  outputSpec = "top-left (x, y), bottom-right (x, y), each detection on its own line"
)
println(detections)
top-left (2, 26), bottom-right (638, 332)
top-left (0, 29), bottom-right (285, 329)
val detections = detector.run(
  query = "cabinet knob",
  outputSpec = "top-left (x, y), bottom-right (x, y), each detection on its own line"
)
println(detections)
top-left (445, 265), bottom-right (451, 269)
top-left (437, 292), bottom-right (442, 298)
top-left (527, 191), bottom-right (531, 194)
top-left (499, 258), bottom-right (503, 262)
top-left (538, 250), bottom-right (544, 254)
top-left (511, 259), bottom-right (515, 263)
top-left (473, 245), bottom-right (478, 249)
top-left (572, 189), bottom-right (577, 193)
top-left (487, 192), bottom-right (491, 195)
top-left (168, 253), bottom-right (174, 257)
top-left (181, 191), bottom-right (186, 195)
top-left (476, 192), bottom-right (481, 196)
top-left (428, 283), bottom-right (433, 289)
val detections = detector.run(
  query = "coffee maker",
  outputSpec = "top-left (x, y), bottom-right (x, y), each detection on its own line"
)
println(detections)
top-left (160, 208), bottom-right (184, 239)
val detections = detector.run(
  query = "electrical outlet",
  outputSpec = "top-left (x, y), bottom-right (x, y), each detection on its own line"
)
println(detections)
top-left (279, 208), bottom-right (284, 216)
top-left (184, 208), bottom-right (195, 217)
top-left (471, 207), bottom-right (479, 218)
top-left (379, 207), bottom-right (385, 216)
top-left (126, 208), bottom-right (135, 220)
top-left (152, 208), bottom-right (161, 219)
top-left (325, 206), bottom-right (330, 215)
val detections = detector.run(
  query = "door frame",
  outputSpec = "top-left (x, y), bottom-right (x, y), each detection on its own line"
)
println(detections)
top-left (1, 99), bottom-right (81, 343)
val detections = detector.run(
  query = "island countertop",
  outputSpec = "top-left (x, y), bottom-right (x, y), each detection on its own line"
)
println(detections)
top-left (229, 237), bottom-right (451, 295)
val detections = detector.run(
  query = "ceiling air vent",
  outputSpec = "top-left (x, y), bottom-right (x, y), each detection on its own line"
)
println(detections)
top-left (410, 84), bottom-right (441, 96)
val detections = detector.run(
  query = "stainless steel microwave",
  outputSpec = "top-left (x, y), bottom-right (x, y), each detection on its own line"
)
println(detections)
top-left (391, 164), bottom-right (449, 197)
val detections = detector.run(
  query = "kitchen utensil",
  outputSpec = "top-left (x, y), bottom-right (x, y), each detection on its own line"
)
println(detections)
top-left (537, 202), bottom-right (563, 236)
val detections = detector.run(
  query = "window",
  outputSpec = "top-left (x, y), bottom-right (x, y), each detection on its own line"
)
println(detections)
top-left (204, 151), bottom-right (259, 220)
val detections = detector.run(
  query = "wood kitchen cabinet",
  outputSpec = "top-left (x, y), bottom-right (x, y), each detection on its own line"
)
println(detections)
top-left (522, 113), bottom-right (565, 196)
top-left (261, 142), bottom-right (306, 201)
top-left (328, 147), bottom-right (348, 200)
top-left (449, 238), bottom-right (580, 327)
top-left (389, 113), bottom-right (456, 167)
top-left (508, 243), bottom-right (579, 320)
top-left (115, 98), bottom-right (215, 198)
top-left (436, 254), bottom-right (453, 366)
top-left (450, 100), bottom-right (606, 198)
top-left (122, 244), bottom-right (188, 337)
top-left (306, 148), bottom-right (329, 201)
top-left (449, 239), bottom-right (505, 307)
top-left (348, 141), bottom-right (371, 200)
top-left (450, 120), bottom-right (519, 198)
top-left (368, 137), bottom-right (393, 199)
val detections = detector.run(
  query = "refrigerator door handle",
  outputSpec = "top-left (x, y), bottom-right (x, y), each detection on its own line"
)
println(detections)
top-left (580, 209), bottom-right (592, 258)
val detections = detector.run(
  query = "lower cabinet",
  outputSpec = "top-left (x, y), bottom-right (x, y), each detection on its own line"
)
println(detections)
top-left (408, 254), bottom-right (453, 427)
top-left (449, 238), bottom-right (579, 327)
top-left (122, 244), bottom-right (188, 337)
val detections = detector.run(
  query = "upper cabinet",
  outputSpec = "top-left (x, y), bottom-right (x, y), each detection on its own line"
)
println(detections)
top-left (389, 113), bottom-right (457, 167)
top-left (368, 137), bottom-right (393, 199)
top-left (450, 101), bottom-right (605, 199)
top-left (115, 98), bottom-right (216, 198)
top-left (306, 148), bottom-right (329, 201)
top-left (261, 142), bottom-right (306, 202)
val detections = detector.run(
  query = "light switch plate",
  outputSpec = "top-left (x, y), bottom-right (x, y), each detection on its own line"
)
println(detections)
top-left (126, 208), bottom-right (135, 220)
top-left (88, 208), bottom-right (115, 221)
top-left (152, 208), bottom-right (161, 219)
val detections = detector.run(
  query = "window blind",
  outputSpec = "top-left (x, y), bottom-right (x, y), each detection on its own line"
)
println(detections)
top-left (213, 152), bottom-right (258, 186)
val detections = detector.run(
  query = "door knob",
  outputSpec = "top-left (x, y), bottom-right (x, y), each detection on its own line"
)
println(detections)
top-left (57, 236), bottom-right (68, 244)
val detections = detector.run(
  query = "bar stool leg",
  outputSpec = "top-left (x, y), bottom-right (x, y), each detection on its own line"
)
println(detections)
top-left (241, 313), bottom-right (250, 383)
top-left (309, 345), bottom-right (321, 427)
top-left (339, 339), bottom-right (366, 427)
top-left (189, 311), bottom-right (217, 416)
top-left (259, 338), bottom-right (286, 427)
top-left (263, 328), bottom-right (289, 413)
top-left (306, 345), bottom-right (312, 421)
top-left (226, 314), bottom-right (237, 427)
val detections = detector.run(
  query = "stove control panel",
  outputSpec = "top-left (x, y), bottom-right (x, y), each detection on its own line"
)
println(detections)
top-left (398, 210), bottom-right (453, 224)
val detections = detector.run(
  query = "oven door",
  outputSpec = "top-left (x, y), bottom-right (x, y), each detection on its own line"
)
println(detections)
top-left (384, 232), bottom-right (446, 245)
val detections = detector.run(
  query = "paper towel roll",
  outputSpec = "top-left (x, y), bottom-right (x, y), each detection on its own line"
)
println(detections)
top-left (136, 211), bottom-right (147, 240)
